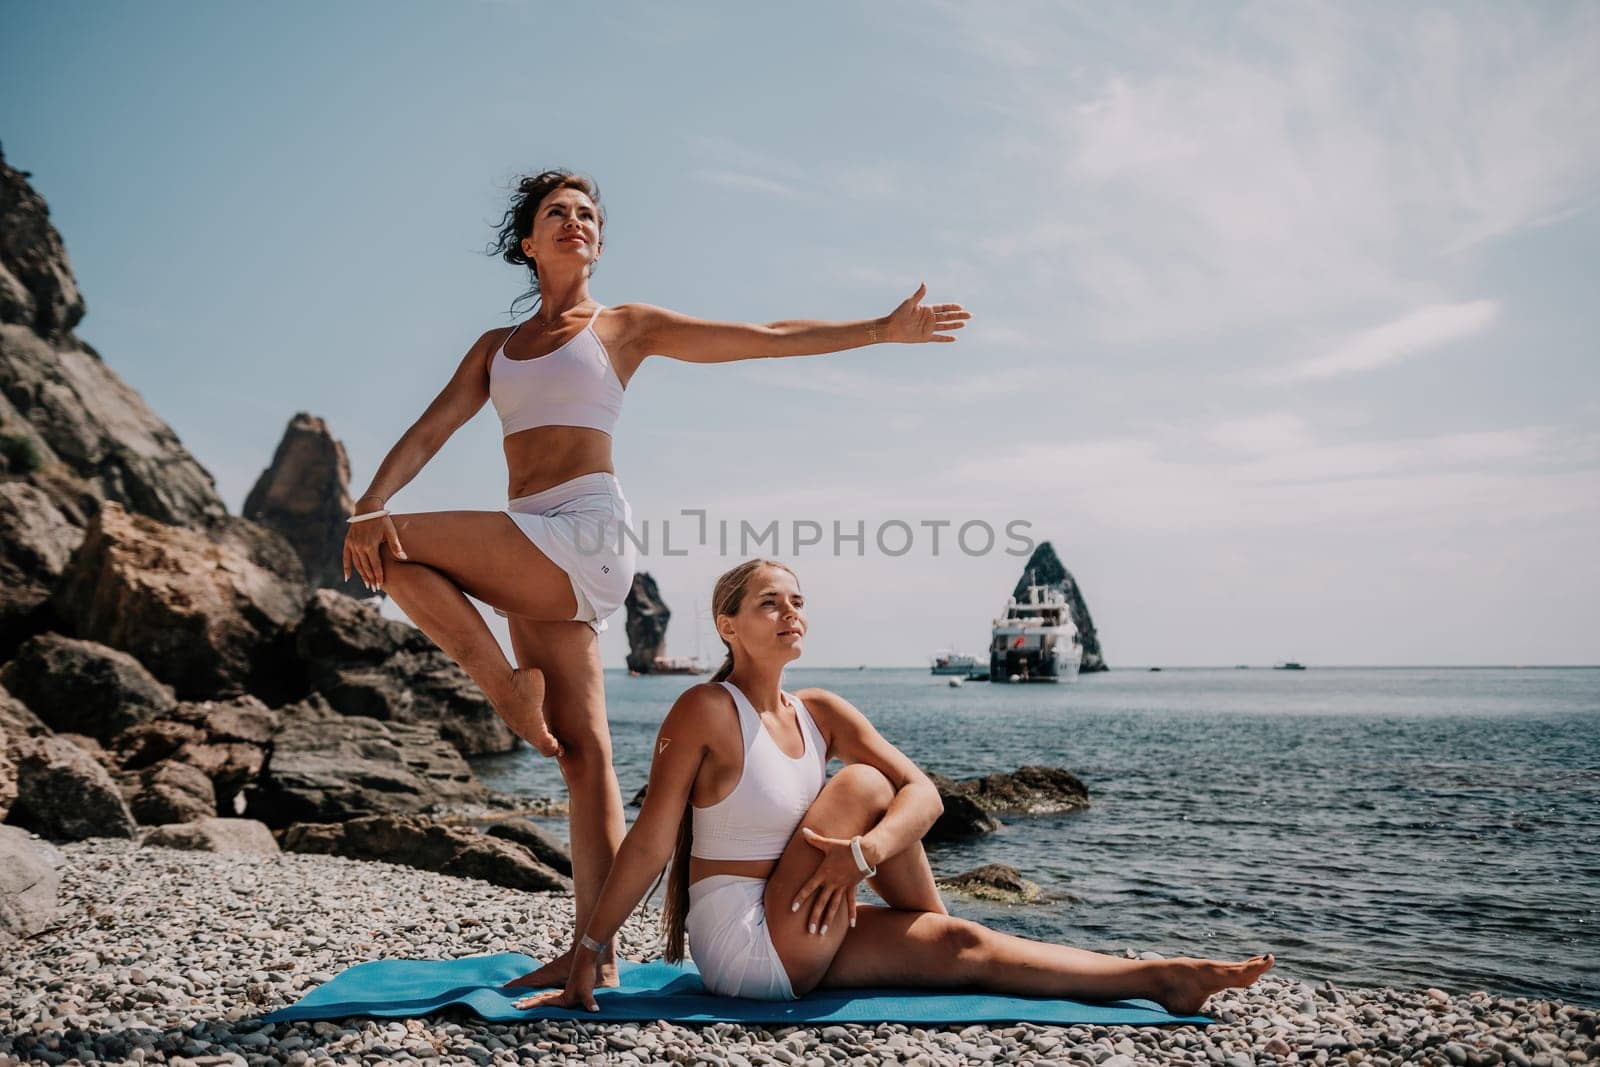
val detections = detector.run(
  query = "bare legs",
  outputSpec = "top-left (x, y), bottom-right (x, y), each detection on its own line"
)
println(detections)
top-left (375, 510), bottom-right (581, 755)
top-left (764, 765), bottom-right (1274, 1012)
top-left (502, 617), bottom-right (626, 989)
top-left (361, 510), bottom-right (625, 985)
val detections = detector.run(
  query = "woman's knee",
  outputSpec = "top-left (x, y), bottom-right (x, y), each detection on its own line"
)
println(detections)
top-left (826, 763), bottom-right (895, 811)
top-left (936, 916), bottom-right (989, 977)
top-left (555, 726), bottom-right (615, 784)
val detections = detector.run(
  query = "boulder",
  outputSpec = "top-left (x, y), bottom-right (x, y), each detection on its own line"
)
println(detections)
top-left (0, 479), bottom-right (81, 650)
top-left (0, 632), bottom-right (177, 741)
top-left (936, 863), bottom-right (1042, 904)
top-left (52, 501), bottom-right (308, 700)
top-left (6, 733), bottom-right (137, 840)
top-left (623, 572), bottom-right (670, 674)
top-left (142, 817), bottom-right (278, 856)
top-left (0, 145), bottom-right (86, 342)
top-left (924, 790), bottom-right (1002, 843)
top-left (0, 686), bottom-right (50, 822)
top-left (939, 766), bottom-right (1091, 816)
top-left (483, 817), bottom-right (573, 877)
top-left (244, 695), bottom-right (486, 827)
top-left (294, 589), bottom-right (514, 755)
top-left (112, 694), bottom-right (279, 811)
top-left (242, 412), bottom-right (370, 600)
top-left (123, 759), bottom-right (217, 825)
top-left (282, 814), bottom-right (569, 892)
top-left (1009, 542), bottom-right (1107, 673)
top-left (0, 825), bottom-right (62, 943)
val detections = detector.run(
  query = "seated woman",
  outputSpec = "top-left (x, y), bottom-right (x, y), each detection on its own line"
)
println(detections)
top-left (514, 559), bottom-right (1273, 1013)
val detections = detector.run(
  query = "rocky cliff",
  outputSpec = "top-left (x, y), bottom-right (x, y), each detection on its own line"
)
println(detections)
top-left (1011, 541), bottom-right (1107, 672)
top-left (623, 571), bottom-right (670, 673)
top-left (243, 411), bottom-right (369, 599)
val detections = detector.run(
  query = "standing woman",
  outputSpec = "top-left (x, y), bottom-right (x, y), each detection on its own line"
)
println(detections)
top-left (340, 169), bottom-right (971, 987)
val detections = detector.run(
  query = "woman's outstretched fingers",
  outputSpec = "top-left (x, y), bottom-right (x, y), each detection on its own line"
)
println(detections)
top-left (384, 516), bottom-right (408, 561)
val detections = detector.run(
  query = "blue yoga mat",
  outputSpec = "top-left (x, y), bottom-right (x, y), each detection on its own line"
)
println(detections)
top-left (263, 953), bottom-right (1209, 1026)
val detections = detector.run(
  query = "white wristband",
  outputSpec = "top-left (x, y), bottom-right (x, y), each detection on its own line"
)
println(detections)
top-left (347, 509), bottom-right (390, 524)
top-left (849, 835), bottom-right (877, 878)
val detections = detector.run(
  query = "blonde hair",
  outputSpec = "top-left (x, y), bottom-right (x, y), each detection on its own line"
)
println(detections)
top-left (658, 558), bottom-right (798, 962)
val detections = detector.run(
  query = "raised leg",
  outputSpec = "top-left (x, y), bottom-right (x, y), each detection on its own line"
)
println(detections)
top-left (374, 510), bottom-right (580, 755)
top-left (502, 616), bottom-right (626, 990)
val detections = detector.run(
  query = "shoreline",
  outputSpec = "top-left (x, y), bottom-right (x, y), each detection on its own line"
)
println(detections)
top-left (2, 842), bottom-right (1593, 1066)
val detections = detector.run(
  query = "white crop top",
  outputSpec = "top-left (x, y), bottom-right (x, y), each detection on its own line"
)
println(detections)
top-left (691, 680), bottom-right (829, 861)
top-left (488, 303), bottom-right (624, 437)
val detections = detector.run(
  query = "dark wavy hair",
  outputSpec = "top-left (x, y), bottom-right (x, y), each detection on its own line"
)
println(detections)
top-left (487, 169), bottom-right (606, 318)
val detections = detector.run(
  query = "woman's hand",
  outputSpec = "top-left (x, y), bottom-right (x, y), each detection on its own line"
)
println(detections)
top-left (342, 509), bottom-right (407, 592)
top-left (510, 945), bottom-right (601, 1013)
top-left (790, 827), bottom-right (868, 936)
top-left (882, 282), bottom-right (970, 344)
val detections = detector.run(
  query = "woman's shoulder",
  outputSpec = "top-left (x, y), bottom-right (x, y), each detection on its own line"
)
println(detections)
top-left (791, 687), bottom-right (854, 720)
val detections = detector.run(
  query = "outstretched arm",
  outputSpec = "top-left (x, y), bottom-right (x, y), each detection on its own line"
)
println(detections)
top-left (788, 688), bottom-right (943, 918)
top-left (511, 686), bottom-right (718, 1011)
top-left (627, 282), bottom-right (969, 366)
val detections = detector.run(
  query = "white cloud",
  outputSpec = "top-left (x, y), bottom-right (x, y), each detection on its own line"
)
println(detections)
top-left (1207, 413), bottom-right (1314, 453)
top-left (1279, 300), bottom-right (1500, 381)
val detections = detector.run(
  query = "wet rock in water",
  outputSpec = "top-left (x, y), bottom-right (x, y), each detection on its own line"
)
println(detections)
top-left (294, 589), bottom-right (515, 756)
top-left (6, 733), bottom-right (137, 840)
top-left (0, 825), bottom-right (61, 942)
top-left (937, 863), bottom-right (1042, 904)
top-left (244, 695), bottom-right (486, 827)
top-left (243, 412), bottom-right (370, 600)
top-left (483, 817), bottom-right (573, 877)
top-left (122, 758), bottom-right (217, 825)
top-left (923, 791), bottom-right (1002, 843)
top-left (51, 502), bottom-right (308, 701)
top-left (0, 632), bottom-right (177, 741)
top-left (142, 816), bottom-right (278, 856)
top-left (623, 572), bottom-right (670, 674)
top-left (941, 765), bottom-right (1090, 816)
top-left (283, 814), bottom-right (569, 892)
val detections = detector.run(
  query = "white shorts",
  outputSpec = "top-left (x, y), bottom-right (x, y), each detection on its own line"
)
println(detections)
top-left (686, 874), bottom-right (796, 1000)
top-left (495, 471), bottom-right (636, 634)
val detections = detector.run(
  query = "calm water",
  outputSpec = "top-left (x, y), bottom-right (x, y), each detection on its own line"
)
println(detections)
top-left (473, 667), bottom-right (1600, 1005)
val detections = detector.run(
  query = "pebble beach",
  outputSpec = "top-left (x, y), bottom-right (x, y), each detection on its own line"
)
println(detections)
top-left (2, 842), bottom-right (1593, 1067)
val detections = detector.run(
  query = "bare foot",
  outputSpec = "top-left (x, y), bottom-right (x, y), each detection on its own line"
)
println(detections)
top-left (504, 667), bottom-right (561, 757)
top-left (505, 946), bottom-right (622, 990)
top-left (1158, 953), bottom-right (1275, 1016)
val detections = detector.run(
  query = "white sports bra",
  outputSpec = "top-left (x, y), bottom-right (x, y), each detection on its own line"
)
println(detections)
top-left (691, 680), bottom-right (828, 861)
top-left (488, 303), bottom-right (624, 437)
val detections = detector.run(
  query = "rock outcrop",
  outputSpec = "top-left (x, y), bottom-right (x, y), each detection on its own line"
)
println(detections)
top-left (0, 479), bottom-right (80, 651)
top-left (122, 759), bottom-right (218, 825)
top-left (623, 572), bottom-right (670, 674)
top-left (245, 695), bottom-right (486, 828)
top-left (112, 693), bottom-right (279, 814)
top-left (483, 817), bottom-right (573, 877)
top-left (243, 412), bottom-right (369, 600)
top-left (936, 863), bottom-right (1042, 904)
top-left (293, 589), bottom-right (514, 756)
top-left (0, 633), bottom-right (177, 741)
top-left (1010, 542), bottom-right (1107, 673)
top-left (283, 814), bottom-right (569, 892)
top-left (0, 686), bottom-right (51, 822)
top-left (52, 502), bottom-right (309, 702)
top-left (923, 766), bottom-right (1091, 844)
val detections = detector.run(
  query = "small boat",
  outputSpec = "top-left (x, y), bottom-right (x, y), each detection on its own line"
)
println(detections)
top-left (1274, 661), bottom-right (1306, 671)
top-left (947, 676), bottom-right (963, 688)
top-left (650, 655), bottom-right (711, 675)
top-left (930, 650), bottom-right (980, 676)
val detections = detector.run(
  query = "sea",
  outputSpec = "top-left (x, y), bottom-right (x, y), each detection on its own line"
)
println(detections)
top-left (472, 666), bottom-right (1600, 1006)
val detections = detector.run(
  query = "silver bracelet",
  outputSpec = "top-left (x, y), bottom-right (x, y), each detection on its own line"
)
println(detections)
top-left (849, 835), bottom-right (877, 878)
top-left (347, 509), bottom-right (390, 524)
top-left (579, 933), bottom-right (605, 953)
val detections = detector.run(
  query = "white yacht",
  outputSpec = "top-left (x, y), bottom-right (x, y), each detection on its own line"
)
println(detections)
top-left (989, 582), bottom-right (1084, 683)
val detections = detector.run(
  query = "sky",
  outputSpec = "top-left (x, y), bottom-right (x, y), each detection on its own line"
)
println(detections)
top-left (4, 1), bottom-right (1598, 668)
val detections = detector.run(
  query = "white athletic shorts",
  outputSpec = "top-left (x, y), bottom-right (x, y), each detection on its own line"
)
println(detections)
top-left (495, 471), bottom-right (635, 634)
top-left (686, 874), bottom-right (797, 1000)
